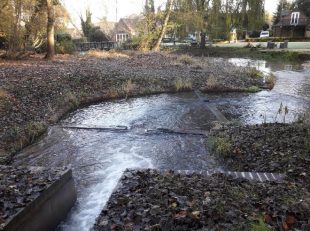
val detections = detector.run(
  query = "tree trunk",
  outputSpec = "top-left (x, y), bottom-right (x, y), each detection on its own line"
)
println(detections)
top-left (45, 0), bottom-right (55, 60)
top-left (152, 0), bottom-right (174, 51)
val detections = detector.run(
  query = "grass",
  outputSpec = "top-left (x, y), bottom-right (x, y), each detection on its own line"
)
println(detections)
top-left (206, 75), bottom-right (220, 90)
top-left (0, 89), bottom-right (9, 99)
top-left (178, 54), bottom-right (194, 65)
top-left (304, 132), bottom-right (310, 155)
top-left (26, 121), bottom-right (47, 143)
top-left (123, 79), bottom-right (136, 100)
top-left (265, 74), bottom-right (276, 89)
top-left (8, 121), bottom-right (47, 155)
top-left (65, 92), bottom-right (79, 109)
top-left (247, 86), bottom-right (261, 93)
top-left (251, 218), bottom-right (272, 231)
top-left (175, 78), bottom-right (193, 91)
top-left (0, 89), bottom-right (11, 111)
top-left (208, 134), bottom-right (232, 158)
top-left (86, 50), bottom-right (129, 59)
top-left (175, 46), bottom-right (310, 62)
top-left (248, 68), bottom-right (264, 79)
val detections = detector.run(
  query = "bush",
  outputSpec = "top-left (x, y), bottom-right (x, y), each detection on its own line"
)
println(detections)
top-left (245, 37), bottom-right (310, 43)
top-left (122, 38), bottom-right (140, 50)
top-left (56, 33), bottom-right (72, 42)
top-left (0, 36), bottom-right (7, 49)
top-left (89, 27), bottom-right (109, 42)
top-left (213, 39), bottom-right (225, 43)
top-left (56, 40), bottom-right (75, 54)
top-left (72, 37), bottom-right (88, 44)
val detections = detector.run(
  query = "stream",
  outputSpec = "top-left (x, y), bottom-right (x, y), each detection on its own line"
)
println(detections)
top-left (12, 58), bottom-right (310, 231)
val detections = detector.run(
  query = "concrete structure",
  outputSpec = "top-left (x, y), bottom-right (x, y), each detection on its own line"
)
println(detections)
top-left (273, 9), bottom-right (310, 38)
top-left (1, 167), bottom-right (77, 231)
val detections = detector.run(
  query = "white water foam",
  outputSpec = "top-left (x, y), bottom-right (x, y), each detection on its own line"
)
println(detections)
top-left (60, 147), bottom-right (153, 231)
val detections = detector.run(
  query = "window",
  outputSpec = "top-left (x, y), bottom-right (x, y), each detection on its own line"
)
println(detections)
top-left (116, 33), bottom-right (129, 42)
top-left (291, 12), bottom-right (300, 25)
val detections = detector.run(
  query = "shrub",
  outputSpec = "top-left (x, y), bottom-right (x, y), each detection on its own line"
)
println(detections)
top-left (0, 36), bottom-right (7, 49)
top-left (89, 27), bottom-right (109, 42)
top-left (56, 40), bottom-right (76, 54)
top-left (56, 33), bottom-right (72, 42)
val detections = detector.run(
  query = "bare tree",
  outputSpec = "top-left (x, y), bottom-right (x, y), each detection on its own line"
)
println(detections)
top-left (45, 0), bottom-right (55, 59)
top-left (153, 0), bottom-right (174, 51)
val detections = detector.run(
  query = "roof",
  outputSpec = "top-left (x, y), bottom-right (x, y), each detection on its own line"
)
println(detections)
top-left (114, 16), bottom-right (142, 35)
top-left (94, 18), bottom-right (115, 36)
top-left (275, 9), bottom-right (310, 27)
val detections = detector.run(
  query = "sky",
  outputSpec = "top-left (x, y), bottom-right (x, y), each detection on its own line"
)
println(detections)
top-left (62, 0), bottom-right (280, 26)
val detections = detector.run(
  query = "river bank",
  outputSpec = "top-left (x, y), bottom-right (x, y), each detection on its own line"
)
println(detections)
top-left (0, 51), bottom-right (267, 163)
top-left (94, 169), bottom-right (310, 231)
top-left (174, 46), bottom-right (310, 62)
top-left (209, 122), bottom-right (310, 190)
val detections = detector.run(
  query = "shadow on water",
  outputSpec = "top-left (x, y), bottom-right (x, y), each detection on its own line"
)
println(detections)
top-left (12, 58), bottom-right (310, 231)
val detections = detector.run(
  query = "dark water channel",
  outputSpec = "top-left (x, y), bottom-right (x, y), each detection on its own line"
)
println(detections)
top-left (12, 58), bottom-right (310, 231)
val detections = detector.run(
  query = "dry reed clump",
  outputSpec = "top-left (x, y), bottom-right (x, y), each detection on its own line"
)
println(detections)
top-left (0, 89), bottom-right (9, 99)
top-left (86, 50), bottom-right (129, 59)
top-left (175, 78), bottom-right (193, 91)
top-left (206, 74), bottom-right (220, 90)
top-left (177, 54), bottom-right (195, 65)
top-left (123, 79), bottom-right (137, 99)
top-left (0, 89), bottom-right (12, 112)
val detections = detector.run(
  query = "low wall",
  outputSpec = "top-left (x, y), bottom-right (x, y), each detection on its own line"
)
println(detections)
top-left (1, 166), bottom-right (77, 231)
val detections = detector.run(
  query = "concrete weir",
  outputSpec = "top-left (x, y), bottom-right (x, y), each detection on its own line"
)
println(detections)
top-left (0, 166), bottom-right (77, 231)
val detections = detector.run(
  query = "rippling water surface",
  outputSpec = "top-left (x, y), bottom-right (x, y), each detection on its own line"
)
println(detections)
top-left (13, 58), bottom-right (310, 231)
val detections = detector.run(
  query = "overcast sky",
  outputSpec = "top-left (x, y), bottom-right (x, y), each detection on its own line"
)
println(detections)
top-left (63, 0), bottom-right (280, 26)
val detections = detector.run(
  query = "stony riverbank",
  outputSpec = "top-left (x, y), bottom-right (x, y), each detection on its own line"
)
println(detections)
top-left (0, 51), bottom-right (267, 163)
top-left (93, 169), bottom-right (310, 231)
top-left (208, 123), bottom-right (310, 191)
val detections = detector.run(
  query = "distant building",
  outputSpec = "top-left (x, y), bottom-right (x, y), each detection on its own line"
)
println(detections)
top-left (66, 28), bottom-right (83, 39)
top-left (94, 17), bottom-right (116, 38)
top-left (113, 17), bottom-right (141, 43)
top-left (273, 9), bottom-right (310, 38)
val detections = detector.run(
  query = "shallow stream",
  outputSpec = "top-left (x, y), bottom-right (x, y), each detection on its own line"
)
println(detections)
top-left (12, 58), bottom-right (310, 231)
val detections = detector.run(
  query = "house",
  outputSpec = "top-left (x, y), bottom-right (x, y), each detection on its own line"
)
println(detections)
top-left (113, 16), bottom-right (141, 43)
top-left (273, 9), bottom-right (310, 38)
top-left (66, 28), bottom-right (83, 39)
top-left (94, 17), bottom-right (115, 38)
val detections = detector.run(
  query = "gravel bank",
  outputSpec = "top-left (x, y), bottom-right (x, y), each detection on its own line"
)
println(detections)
top-left (0, 51), bottom-right (265, 163)
top-left (94, 169), bottom-right (310, 231)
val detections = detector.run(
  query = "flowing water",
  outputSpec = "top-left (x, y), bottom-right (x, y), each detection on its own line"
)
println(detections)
top-left (12, 58), bottom-right (310, 231)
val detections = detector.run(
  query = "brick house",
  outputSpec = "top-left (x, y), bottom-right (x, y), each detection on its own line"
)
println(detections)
top-left (273, 9), bottom-right (310, 38)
